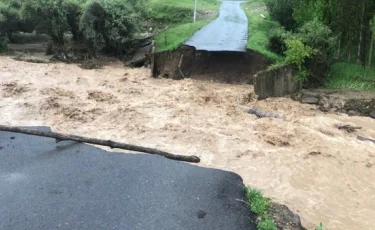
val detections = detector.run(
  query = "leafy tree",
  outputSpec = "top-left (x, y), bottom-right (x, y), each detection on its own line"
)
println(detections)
top-left (65, 0), bottom-right (85, 42)
top-left (369, 14), bottom-right (375, 67)
top-left (22, 0), bottom-right (68, 45)
top-left (79, 2), bottom-right (106, 53)
top-left (264, 0), bottom-right (298, 30)
top-left (0, 0), bottom-right (22, 42)
top-left (284, 38), bottom-right (314, 72)
top-left (80, 0), bottom-right (146, 54)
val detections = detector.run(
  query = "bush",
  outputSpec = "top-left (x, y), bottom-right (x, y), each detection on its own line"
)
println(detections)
top-left (66, 0), bottom-right (84, 41)
top-left (0, 36), bottom-right (8, 52)
top-left (22, 0), bottom-right (69, 45)
top-left (80, 0), bottom-right (144, 54)
top-left (79, 2), bottom-right (106, 53)
top-left (268, 28), bottom-right (292, 55)
top-left (0, 0), bottom-right (22, 42)
top-left (284, 38), bottom-right (314, 80)
top-left (297, 19), bottom-right (336, 56)
top-left (264, 0), bottom-right (297, 30)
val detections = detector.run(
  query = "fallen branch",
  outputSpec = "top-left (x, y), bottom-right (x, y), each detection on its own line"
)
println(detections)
top-left (336, 124), bottom-right (362, 133)
top-left (0, 125), bottom-right (200, 163)
top-left (357, 136), bottom-right (375, 144)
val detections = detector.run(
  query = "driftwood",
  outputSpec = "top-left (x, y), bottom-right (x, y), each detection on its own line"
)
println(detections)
top-left (0, 125), bottom-right (200, 163)
top-left (336, 124), bottom-right (362, 133)
top-left (237, 105), bottom-right (285, 119)
top-left (357, 136), bottom-right (375, 144)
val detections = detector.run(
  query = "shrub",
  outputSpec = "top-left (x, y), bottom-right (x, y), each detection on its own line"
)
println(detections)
top-left (268, 27), bottom-right (292, 55)
top-left (0, 36), bottom-right (8, 52)
top-left (264, 0), bottom-right (298, 30)
top-left (284, 38), bottom-right (314, 80)
top-left (0, 0), bottom-right (22, 42)
top-left (80, 0), bottom-right (144, 54)
top-left (66, 0), bottom-right (84, 41)
top-left (22, 0), bottom-right (69, 45)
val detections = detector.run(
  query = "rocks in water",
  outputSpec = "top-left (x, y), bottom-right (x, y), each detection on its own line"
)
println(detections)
top-left (347, 110), bottom-right (360, 116)
top-left (301, 96), bottom-right (319, 104)
top-left (301, 90), bottom-right (319, 98)
top-left (197, 210), bottom-right (207, 218)
top-left (300, 90), bottom-right (320, 105)
top-left (369, 111), bottom-right (375, 119)
top-left (268, 203), bottom-right (305, 230)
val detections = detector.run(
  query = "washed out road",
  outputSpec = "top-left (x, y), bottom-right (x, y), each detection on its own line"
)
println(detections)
top-left (0, 127), bottom-right (256, 230)
top-left (185, 1), bottom-right (248, 52)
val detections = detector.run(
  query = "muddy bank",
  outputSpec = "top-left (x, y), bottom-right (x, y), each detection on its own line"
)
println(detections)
top-left (1, 57), bottom-right (375, 229)
top-left (298, 89), bottom-right (375, 118)
top-left (152, 46), bottom-right (270, 84)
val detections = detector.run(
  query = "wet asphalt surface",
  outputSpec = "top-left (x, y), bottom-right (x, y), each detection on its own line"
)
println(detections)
top-left (184, 1), bottom-right (248, 52)
top-left (0, 127), bottom-right (256, 230)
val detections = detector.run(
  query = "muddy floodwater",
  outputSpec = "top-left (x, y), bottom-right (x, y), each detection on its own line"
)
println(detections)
top-left (1, 57), bottom-right (375, 230)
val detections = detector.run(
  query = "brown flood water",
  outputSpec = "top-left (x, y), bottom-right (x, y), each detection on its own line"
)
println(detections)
top-left (1, 57), bottom-right (374, 230)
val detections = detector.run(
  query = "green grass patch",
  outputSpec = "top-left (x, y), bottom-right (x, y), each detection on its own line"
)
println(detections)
top-left (150, 0), bottom-right (219, 11)
top-left (150, 0), bottom-right (219, 24)
top-left (155, 20), bottom-right (210, 52)
top-left (325, 62), bottom-right (375, 92)
top-left (150, 5), bottom-right (194, 24)
top-left (242, 0), bottom-right (283, 62)
top-left (245, 187), bottom-right (277, 230)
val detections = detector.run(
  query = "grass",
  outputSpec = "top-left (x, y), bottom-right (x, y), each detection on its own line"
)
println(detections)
top-left (151, 0), bottom-right (219, 52)
top-left (325, 62), bottom-right (375, 92)
top-left (150, 0), bottom-right (220, 11)
top-left (315, 222), bottom-right (325, 230)
top-left (242, 0), bottom-right (283, 62)
top-left (155, 20), bottom-right (210, 52)
top-left (245, 187), bottom-right (277, 230)
top-left (150, 0), bottom-right (219, 24)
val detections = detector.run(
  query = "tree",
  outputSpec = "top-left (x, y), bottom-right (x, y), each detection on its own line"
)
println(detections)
top-left (0, 0), bottom-right (22, 42)
top-left (80, 0), bottom-right (146, 54)
top-left (284, 38), bottom-right (314, 80)
top-left (22, 0), bottom-right (68, 45)
top-left (369, 14), bottom-right (375, 68)
top-left (264, 0), bottom-right (298, 30)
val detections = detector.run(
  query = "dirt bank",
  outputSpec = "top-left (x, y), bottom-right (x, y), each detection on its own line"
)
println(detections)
top-left (1, 57), bottom-right (375, 230)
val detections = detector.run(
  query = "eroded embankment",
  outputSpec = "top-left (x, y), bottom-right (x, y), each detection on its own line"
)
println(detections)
top-left (152, 46), bottom-right (270, 84)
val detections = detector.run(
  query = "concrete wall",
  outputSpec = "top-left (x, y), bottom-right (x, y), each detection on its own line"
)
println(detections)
top-left (253, 65), bottom-right (302, 100)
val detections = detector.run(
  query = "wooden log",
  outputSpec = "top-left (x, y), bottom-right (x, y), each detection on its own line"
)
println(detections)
top-left (237, 105), bottom-right (285, 119)
top-left (336, 124), bottom-right (362, 133)
top-left (357, 136), bottom-right (375, 144)
top-left (0, 125), bottom-right (200, 163)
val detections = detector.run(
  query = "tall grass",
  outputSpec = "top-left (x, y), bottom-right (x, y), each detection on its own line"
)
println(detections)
top-left (325, 62), bottom-right (375, 91)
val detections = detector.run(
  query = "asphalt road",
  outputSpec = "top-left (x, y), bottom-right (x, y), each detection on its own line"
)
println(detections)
top-left (184, 1), bottom-right (248, 52)
top-left (0, 127), bottom-right (256, 230)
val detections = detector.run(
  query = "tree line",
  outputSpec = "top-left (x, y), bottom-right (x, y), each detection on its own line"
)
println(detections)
top-left (0, 0), bottom-right (149, 54)
top-left (264, 0), bottom-right (375, 84)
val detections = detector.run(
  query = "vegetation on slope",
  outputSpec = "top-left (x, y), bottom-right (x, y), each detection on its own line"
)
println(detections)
top-left (263, 0), bottom-right (375, 88)
top-left (326, 63), bottom-right (375, 91)
top-left (242, 0), bottom-right (283, 62)
top-left (245, 187), bottom-right (277, 230)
